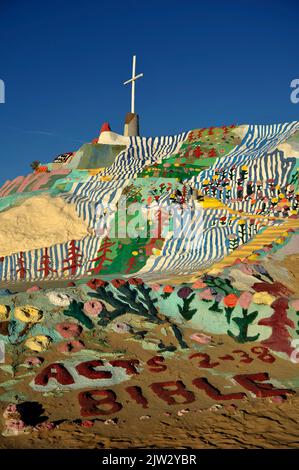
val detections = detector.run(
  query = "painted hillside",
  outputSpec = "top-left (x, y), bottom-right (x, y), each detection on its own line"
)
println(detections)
top-left (0, 122), bottom-right (298, 282)
top-left (1, 121), bottom-right (299, 447)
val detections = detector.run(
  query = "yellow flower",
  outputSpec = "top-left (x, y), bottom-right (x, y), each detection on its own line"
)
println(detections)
top-left (226, 185), bottom-right (231, 190)
top-left (212, 174), bottom-right (219, 180)
top-left (0, 305), bottom-right (10, 321)
top-left (275, 238), bottom-right (285, 245)
top-left (241, 165), bottom-right (248, 171)
top-left (275, 184), bottom-right (280, 190)
top-left (238, 219), bottom-right (246, 225)
top-left (253, 292), bottom-right (275, 305)
top-left (15, 306), bottom-right (43, 323)
top-left (99, 175), bottom-right (112, 182)
top-left (203, 179), bottom-right (210, 185)
top-left (152, 248), bottom-right (162, 256)
top-left (132, 251), bottom-right (139, 256)
top-left (174, 163), bottom-right (180, 167)
top-left (25, 335), bottom-right (51, 352)
top-left (278, 193), bottom-right (285, 199)
top-left (271, 197), bottom-right (278, 203)
top-left (291, 210), bottom-right (298, 215)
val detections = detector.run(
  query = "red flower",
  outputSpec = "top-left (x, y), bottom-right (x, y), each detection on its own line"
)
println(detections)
top-left (111, 279), bottom-right (127, 288)
top-left (163, 285), bottom-right (174, 293)
top-left (87, 278), bottom-right (108, 290)
top-left (127, 277), bottom-right (144, 286)
top-left (223, 294), bottom-right (238, 308)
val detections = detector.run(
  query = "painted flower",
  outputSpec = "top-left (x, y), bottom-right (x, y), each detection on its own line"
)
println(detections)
top-left (26, 285), bottom-right (41, 293)
top-left (112, 322), bottom-right (131, 334)
top-left (127, 277), bottom-right (144, 286)
top-left (177, 286), bottom-right (193, 299)
top-left (191, 279), bottom-right (207, 289)
top-left (56, 322), bottom-right (82, 338)
top-left (57, 340), bottom-right (85, 353)
top-left (87, 279), bottom-right (108, 290)
top-left (190, 333), bottom-right (212, 344)
top-left (238, 292), bottom-right (253, 310)
top-left (25, 335), bottom-right (51, 352)
top-left (252, 291), bottom-right (276, 305)
top-left (3, 404), bottom-right (19, 419)
top-left (199, 289), bottom-right (214, 301)
top-left (83, 300), bottom-right (103, 317)
top-left (148, 283), bottom-right (161, 292)
top-left (34, 421), bottom-right (56, 431)
top-left (24, 356), bottom-right (44, 367)
top-left (4, 419), bottom-right (26, 435)
top-left (46, 291), bottom-right (71, 307)
top-left (111, 279), bottom-right (127, 289)
top-left (223, 294), bottom-right (238, 308)
top-left (291, 299), bottom-right (299, 311)
top-left (14, 306), bottom-right (43, 323)
top-left (163, 285), bottom-right (174, 294)
top-left (0, 305), bottom-right (10, 321)
top-left (80, 420), bottom-right (94, 428)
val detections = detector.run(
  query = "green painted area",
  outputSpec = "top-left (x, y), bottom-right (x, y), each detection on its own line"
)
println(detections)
top-left (66, 143), bottom-right (126, 170)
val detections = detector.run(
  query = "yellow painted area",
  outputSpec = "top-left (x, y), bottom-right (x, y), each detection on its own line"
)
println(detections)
top-left (202, 218), bottom-right (299, 275)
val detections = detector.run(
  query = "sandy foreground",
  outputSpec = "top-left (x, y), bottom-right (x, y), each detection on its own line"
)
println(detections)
top-left (1, 325), bottom-right (299, 449)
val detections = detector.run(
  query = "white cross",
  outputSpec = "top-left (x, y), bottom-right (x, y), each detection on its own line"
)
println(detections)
top-left (123, 55), bottom-right (143, 114)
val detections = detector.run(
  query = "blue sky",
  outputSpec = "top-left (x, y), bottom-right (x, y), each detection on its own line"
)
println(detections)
top-left (0, 0), bottom-right (298, 184)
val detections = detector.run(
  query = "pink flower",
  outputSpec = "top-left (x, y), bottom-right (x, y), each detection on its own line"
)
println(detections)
top-left (34, 421), bottom-right (56, 431)
top-left (24, 356), bottom-right (44, 367)
top-left (26, 285), bottom-right (41, 292)
top-left (191, 279), bottom-right (207, 289)
top-left (199, 289), bottom-right (213, 301)
top-left (3, 404), bottom-right (18, 419)
top-left (56, 322), bottom-right (82, 339)
top-left (238, 292), bottom-right (253, 310)
top-left (112, 322), bottom-right (131, 334)
top-left (149, 283), bottom-right (161, 292)
top-left (190, 333), bottom-right (212, 344)
top-left (238, 264), bottom-right (254, 275)
top-left (5, 419), bottom-right (26, 435)
top-left (291, 299), bottom-right (299, 311)
top-left (83, 300), bottom-right (103, 317)
top-left (81, 420), bottom-right (94, 428)
top-left (57, 340), bottom-right (85, 353)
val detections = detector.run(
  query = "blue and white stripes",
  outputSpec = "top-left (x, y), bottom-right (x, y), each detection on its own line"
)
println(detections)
top-left (0, 123), bottom-right (298, 283)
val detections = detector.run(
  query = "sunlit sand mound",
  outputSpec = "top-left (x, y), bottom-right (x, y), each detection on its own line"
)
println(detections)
top-left (0, 195), bottom-right (89, 257)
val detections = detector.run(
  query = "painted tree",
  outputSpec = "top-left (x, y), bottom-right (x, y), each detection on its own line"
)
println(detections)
top-left (62, 240), bottom-right (83, 276)
top-left (208, 148), bottom-right (217, 158)
top-left (89, 238), bottom-right (115, 275)
top-left (16, 252), bottom-right (28, 279)
top-left (38, 248), bottom-right (57, 277)
top-left (194, 146), bottom-right (203, 158)
top-left (258, 297), bottom-right (295, 356)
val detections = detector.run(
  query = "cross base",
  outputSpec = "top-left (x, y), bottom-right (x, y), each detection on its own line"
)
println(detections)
top-left (124, 112), bottom-right (140, 137)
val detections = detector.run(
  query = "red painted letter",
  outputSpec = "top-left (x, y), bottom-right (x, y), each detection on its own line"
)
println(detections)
top-left (35, 363), bottom-right (74, 386)
top-left (193, 377), bottom-right (246, 400)
top-left (126, 386), bottom-right (149, 408)
top-left (78, 389), bottom-right (122, 417)
top-left (150, 381), bottom-right (195, 405)
top-left (76, 360), bottom-right (112, 380)
top-left (233, 372), bottom-right (295, 398)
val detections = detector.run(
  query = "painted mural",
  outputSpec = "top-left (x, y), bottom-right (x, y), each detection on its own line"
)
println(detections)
top-left (0, 122), bottom-right (299, 448)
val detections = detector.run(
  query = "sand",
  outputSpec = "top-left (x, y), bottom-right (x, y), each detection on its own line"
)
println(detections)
top-left (0, 195), bottom-right (90, 257)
